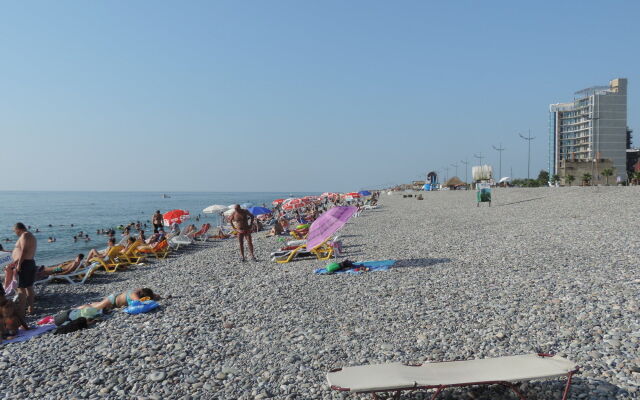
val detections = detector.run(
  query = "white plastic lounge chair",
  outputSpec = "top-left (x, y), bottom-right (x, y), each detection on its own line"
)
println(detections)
top-left (169, 227), bottom-right (194, 250)
top-left (48, 262), bottom-right (101, 285)
top-left (327, 353), bottom-right (579, 400)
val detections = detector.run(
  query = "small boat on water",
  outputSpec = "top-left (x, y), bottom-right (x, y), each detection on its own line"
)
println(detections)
top-left (162, 194), bottom-right (171, 198)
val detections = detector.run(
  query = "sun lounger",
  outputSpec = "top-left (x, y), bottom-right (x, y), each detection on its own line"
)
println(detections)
top-left (137, 239), bottom-right (170, 259)
top-left (169, 226), bottom-right (194, 250)
top-left (192, 223), bottom-right (212, 241)
top-left (327, 353), bottom-right (579, 400)
top-left (117, 240), bottom-right (147, 265)
top-left (89, 245), bottom-right (128, 273)
top-left (48, 262), bottom-right (101, 284)
top-left (272, 239), bottom-right (339, 263)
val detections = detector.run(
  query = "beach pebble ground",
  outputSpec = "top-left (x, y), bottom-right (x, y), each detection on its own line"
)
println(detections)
top-left (1, 187), bottom-right (639, 399)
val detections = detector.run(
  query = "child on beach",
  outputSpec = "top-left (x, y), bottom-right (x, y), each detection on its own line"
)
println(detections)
top-left (0, 298), bottom-right (30, 339)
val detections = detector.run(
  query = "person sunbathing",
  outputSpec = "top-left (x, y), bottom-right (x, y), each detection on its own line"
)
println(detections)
top-left (0, 298), bottom-right (30, 339)
top-left (266, 220), bottom-right (284, 237)
top-left (41, 254), bottom-right (85, 276)
top-left (86, 238), bottom-right (117, 261)
top-left (210, 227), bottom-right (230, 239)
top-left (145, 232), bottom-right (160, 245)
top-left (184, 224), bottom-right (197, 238)
top-left (78, 288), bottom-right (158, 311)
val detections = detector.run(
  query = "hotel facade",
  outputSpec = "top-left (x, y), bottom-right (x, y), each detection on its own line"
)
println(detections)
top-left (549, 78), bottom-right (628, 183)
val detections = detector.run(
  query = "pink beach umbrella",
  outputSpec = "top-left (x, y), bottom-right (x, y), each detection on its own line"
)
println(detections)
top-left (306, 206), bottom-right (358, 250)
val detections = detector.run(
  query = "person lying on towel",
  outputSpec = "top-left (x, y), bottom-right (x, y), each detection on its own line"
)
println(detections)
top-left (77, 288), bottom-right (158, 312)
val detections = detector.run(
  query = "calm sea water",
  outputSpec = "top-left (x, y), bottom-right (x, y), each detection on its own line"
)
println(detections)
top-left (0, 191), bottom-right (314, 265)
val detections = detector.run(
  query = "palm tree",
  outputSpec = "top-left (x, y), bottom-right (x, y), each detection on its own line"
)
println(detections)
top-left (582, 173), bottom-right (592, 186)
top-left (601, 168), bottom-right (614, 185)
top-left (566, 175), bottom-right (575, 186)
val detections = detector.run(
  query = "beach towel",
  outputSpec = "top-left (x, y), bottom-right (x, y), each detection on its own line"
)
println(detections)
top-left (1, 324), bottom-right (56, 345)
top-left (314, 260), bottom-right (396, 275)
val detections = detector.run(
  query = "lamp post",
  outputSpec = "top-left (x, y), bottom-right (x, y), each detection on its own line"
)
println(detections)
top-left (492, 143), bottom-right (505, 180)
top-left (519, 130), bottom-right (535, 179)
top-left (474, 152), bottom-right (484, 165)
top-left (451, 163), bottom-right (458, 178)
top-left (460, 159), bottom-right (469, 183)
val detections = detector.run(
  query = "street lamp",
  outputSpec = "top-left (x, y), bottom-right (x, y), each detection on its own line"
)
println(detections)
top-left (460, 159), bottom-right (469, 183)
top-left (519, 130), bottom-right (535, 179)
top-left (451, 163), bottom-right (458, 178)
top-left (492, 143), bottom-right (505, 179)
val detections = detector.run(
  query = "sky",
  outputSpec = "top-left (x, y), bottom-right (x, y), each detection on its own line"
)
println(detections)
top-left (0, 1), bottom-right (638, 192)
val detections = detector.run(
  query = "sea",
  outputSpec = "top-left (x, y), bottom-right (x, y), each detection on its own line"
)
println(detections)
top-left (0, 191), bottom-right (316, 266)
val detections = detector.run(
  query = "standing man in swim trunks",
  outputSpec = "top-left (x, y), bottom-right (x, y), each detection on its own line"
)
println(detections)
top-left (152, 210), bottom-right (163, 233)
top-left (229, 204), bottom-right (256, 262)
top-left (9, 223), bottom-right (37, 318)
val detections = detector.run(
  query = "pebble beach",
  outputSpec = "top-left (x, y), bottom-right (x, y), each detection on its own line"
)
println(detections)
top-left (2, 187), bottom-right (639, 399)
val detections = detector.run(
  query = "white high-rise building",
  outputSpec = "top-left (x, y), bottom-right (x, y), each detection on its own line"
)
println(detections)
top-left (549, 78), bottom-right (628, 181)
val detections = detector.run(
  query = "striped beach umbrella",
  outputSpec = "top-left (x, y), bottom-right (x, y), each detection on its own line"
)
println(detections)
top-left (282, 198), bottom-right (307, 211)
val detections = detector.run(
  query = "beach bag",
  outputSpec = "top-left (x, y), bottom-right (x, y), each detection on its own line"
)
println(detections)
top-left (325, 262), bottom-right (341, 273)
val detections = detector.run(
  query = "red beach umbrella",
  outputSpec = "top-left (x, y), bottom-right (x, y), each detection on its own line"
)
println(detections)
top-left (282, 198), bottom-right (307, 211)
top-left (272, 199), bottom-right (286, 206)
top-left (163, 209), bottom-right (190, 226)
top-left (321, 192), bottom-right (339, 200)
top-left (345, 192), bottom-right (361, 198)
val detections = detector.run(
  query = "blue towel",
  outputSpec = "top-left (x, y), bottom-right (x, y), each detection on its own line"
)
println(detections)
top-left (314, 260), bottom-right (396, 275)
top-left (1, 324), bottom-right (56, 345)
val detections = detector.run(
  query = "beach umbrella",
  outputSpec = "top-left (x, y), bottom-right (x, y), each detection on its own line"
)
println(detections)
top-left (223, 208), bottom-right (236, 217)
top-left (499, 177), bottom-right (511, 183)
top-left (163, 209), bottom-right (190, 226)
top-left (306, 206), bottom-right (358, 250)
top-left (282, 198), bottom-right (307, 211)
top-left (321, 192), bottom-right (339, 200)
top-left (240, 202), bottom-right (254, 209)
top-left (203, 204), bottom-right (228, 214)
top-left (358, 190), bottom-right (372, 196)
top-left (247, 206), bottom-right (272, 216)
top-left (345, 192), bottom-right (361, 198)
top-left (272, 199), bottom-right (286, 206)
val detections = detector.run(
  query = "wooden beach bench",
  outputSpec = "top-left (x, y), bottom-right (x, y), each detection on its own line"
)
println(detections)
top-left (327, 353), bottom-right (579, 399)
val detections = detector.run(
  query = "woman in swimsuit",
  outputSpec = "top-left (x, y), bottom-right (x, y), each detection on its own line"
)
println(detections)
top-left (78, 288), bottom-right (157, 311)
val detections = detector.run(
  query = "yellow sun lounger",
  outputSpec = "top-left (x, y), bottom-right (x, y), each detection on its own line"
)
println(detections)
top-left (89, 246), bottom-right (128, 273)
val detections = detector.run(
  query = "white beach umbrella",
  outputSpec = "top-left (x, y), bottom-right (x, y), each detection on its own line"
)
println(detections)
top-left (499, 177), bottom-right (511, 183)
top-left (223, 208), bottom-right (236, 217)
top-left (203, 204), bottom-right (228, 214)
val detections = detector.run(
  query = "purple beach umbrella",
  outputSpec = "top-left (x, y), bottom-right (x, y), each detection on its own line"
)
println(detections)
top-left (306, 206), bottom-right (358, 250)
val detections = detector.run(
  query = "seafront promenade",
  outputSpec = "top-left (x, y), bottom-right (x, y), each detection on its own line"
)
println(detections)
top-left (1, 187), bottom-right (638, 399)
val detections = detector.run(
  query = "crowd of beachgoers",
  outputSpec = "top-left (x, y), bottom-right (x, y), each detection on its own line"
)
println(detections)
top-left (0, 191), bottom-right (379, 342)
top-left (3, 187), bottom-right (636, 399)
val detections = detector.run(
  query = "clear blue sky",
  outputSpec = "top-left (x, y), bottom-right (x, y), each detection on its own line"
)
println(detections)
top-left (1, 1), bottom-right (637, 191)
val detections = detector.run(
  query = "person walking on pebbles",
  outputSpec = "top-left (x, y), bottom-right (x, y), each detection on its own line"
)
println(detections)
top-left (229, 204), bottom-right (257, 262)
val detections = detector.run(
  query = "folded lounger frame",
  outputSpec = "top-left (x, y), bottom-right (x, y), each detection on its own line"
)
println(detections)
top-left (327, 353), bottom-right (579, 400)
